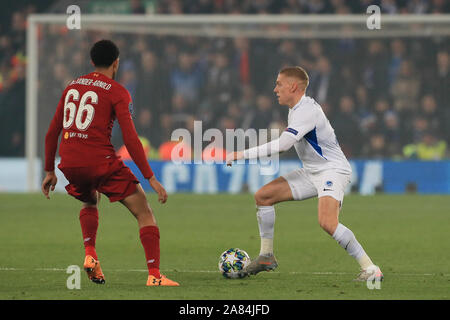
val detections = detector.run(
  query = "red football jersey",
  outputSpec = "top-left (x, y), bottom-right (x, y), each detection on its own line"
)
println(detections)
top-left (45, 72), bottom-right (153, 179)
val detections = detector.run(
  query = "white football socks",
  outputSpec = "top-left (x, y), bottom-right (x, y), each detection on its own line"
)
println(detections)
top-left (256, 205), bottom-right (275, 257)
top-left (332, 223), bottom-right (374, 270)
top-left (255, 208), bottom-right (374, 269)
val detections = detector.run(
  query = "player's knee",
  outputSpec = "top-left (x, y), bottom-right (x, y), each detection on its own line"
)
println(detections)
top-left (254, 189), bottom-right (273, 206)
top-left (136, 207), bottom-right (157, 226)
top-left (82, 192), bottom-right (98, 207)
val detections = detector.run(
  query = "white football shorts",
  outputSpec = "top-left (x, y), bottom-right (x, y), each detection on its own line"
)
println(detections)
top-left (282, 168), bottom-right (351, 206)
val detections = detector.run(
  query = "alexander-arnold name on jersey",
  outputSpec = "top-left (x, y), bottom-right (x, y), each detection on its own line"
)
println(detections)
top-left (69, 77), bottom-right (111, 90)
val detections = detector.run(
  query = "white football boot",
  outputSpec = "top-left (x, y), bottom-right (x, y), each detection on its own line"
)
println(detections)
top-left (239, 255), bottom-right (278, 277)
top-left (354, 264), bottom-right (384, 282)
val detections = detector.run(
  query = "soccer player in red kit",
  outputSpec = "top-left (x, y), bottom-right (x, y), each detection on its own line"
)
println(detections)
top-left (41, 40), bottom-right (179, 286)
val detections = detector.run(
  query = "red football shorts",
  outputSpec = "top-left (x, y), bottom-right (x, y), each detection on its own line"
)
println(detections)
top-left (58, 159), bottom-right (139, 203)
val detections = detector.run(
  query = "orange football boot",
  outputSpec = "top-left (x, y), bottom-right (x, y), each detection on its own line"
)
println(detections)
top-left (83, 255), bottom-right (105, 284)
top-left (146, 274), bottom-right (179, 286)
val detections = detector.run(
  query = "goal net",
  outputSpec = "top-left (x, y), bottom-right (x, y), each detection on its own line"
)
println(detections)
top-left (26, 14), bottom-right (450, 191)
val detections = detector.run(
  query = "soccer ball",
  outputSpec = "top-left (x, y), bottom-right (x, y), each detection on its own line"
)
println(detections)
top-left (218, 248), bottom-right (250, 279)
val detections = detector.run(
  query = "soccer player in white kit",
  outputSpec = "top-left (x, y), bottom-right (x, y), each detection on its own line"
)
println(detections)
top-left (226, 66), bottom-right (383, 281)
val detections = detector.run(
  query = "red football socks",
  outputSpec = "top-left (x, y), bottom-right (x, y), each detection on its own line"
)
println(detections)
top-left (79, 207), bottom-right (99, 260)
top-left (139, 225), bottom-right (161, 278)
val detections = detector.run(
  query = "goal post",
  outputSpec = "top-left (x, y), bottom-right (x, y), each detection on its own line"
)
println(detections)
top-left (26, 14), bottom-right (450, 191)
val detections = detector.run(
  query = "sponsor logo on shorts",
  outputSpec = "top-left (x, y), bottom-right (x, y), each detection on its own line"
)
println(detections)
top-left (323, 181), bottom-right (334, 191)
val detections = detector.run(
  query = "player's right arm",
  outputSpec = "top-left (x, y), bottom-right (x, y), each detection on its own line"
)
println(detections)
top-left (226, 132), bottom-right (297, 165)
top-left (41, 172), bottom-right (57, 199)
top-left (42, 90), bottom-right (65, 198)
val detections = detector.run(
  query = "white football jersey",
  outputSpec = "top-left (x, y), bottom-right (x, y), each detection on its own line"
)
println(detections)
top-left (285, 95), bottom-right (352, 174)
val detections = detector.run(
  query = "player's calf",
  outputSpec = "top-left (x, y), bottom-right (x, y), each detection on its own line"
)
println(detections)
top-left (317, 196), bottom-right (340, 235)
top-left (120, 185), bottom-right (157, 228)
top-left (318, 217), bottom-right (338, 236)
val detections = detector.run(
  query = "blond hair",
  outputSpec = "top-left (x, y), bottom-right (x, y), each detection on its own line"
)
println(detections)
top-left (279, 66), bottom-right (309, 90)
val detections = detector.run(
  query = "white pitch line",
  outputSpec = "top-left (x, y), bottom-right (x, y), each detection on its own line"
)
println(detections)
top-left (0, 267), bottom-right (448, 277)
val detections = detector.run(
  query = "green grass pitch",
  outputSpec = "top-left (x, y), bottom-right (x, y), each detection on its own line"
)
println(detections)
top-left (0, 193), bottom-right (449, 300)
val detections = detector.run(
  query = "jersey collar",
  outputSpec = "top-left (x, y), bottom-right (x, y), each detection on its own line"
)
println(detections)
top-left (292, 94), bottom-right (306, 111)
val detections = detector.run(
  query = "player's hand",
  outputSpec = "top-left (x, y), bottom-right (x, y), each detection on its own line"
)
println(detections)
top-left (41, 171), bottom-right (57, 199)
top-left (149, 176), bottom-right (168, 204)
top-left (226, 151), bottom-right (243, 166)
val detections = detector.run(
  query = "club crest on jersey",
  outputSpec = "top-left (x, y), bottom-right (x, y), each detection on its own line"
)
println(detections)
top-left (326, 181), bottom-right (333, 187)
top-left (285, 127), bottom-right (298, 136)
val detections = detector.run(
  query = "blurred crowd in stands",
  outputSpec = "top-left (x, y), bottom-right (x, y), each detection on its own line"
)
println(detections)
top-left (0, 0), bottom-right (449, 161)
top-left (153, 0), bottom-right (450, 14)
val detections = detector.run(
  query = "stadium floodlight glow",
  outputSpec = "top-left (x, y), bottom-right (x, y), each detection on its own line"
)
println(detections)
top-left (26, 14), bottom-right (450, 191)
